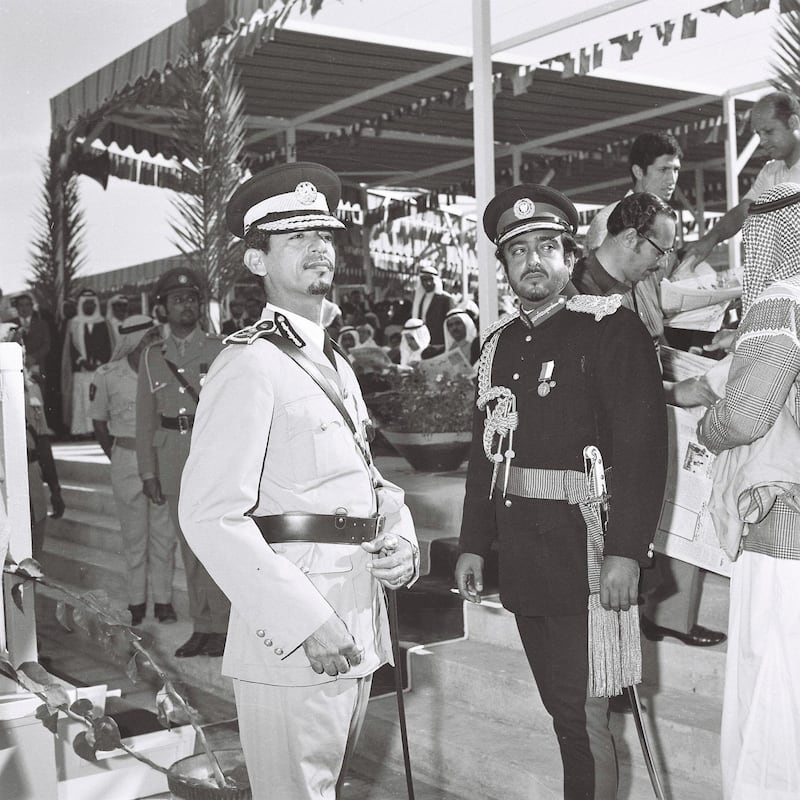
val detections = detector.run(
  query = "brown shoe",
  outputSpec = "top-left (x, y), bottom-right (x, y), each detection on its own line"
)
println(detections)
top-left (128, 603), bottom-right (146, 626)
top-left (175, 632), bottom-right (209, 658)
top-left (200, 633), bottom-right (227, 657)
top-left (154, 603), bottom-right (177, 624)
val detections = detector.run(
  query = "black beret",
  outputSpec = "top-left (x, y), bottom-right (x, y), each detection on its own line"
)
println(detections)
top-left (226, 161), bottom-right (346, 239)
top-left (483, 184), bottom-right (579, 246)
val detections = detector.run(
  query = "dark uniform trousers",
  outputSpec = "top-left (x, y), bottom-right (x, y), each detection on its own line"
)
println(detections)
top-left (516, 614), bottom-right (617, 800)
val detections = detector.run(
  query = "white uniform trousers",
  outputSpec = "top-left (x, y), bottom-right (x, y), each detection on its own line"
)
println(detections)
top-left (721, 551), bottom-right (800, 800)
top-left (233, 674), bottom-right (372, 800)
top-left (110, 445), bottom-right (176, 605)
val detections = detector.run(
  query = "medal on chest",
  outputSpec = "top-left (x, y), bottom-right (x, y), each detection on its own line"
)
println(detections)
top-left (537, 360), bottom-right (556, 397)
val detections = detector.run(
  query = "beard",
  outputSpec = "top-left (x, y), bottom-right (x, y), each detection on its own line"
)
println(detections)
top-left (307, 279), bottom-right (333, 296)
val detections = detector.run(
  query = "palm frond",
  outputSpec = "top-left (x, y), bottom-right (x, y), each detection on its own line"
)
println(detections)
top-left (27, 130), bottom-right (86, 321)
top-left (771, 4), bottom-right (800, 97)
top-left (167, 29), bottom-right (248, 306)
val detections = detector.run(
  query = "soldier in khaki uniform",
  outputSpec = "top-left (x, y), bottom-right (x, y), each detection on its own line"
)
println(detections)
top-left (136, 268), bottom-right (229, 657)
top-left (91, 315), bottom-right (177, 627)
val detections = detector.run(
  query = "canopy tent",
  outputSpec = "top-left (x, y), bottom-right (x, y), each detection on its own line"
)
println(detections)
top-left (48, 0), bottom-right (774, 322)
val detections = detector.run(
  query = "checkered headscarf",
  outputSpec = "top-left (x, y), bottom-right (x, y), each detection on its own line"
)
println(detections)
top-left (741, 182), bottom-right (800, 314)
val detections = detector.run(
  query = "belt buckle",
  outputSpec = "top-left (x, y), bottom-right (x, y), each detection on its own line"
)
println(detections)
top-left (334, 508), bottom-right (348, 530)
top-left (177, 414), bottom-right (190, 434)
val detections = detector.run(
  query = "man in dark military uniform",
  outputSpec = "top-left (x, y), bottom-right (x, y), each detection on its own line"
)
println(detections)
top-left (455, 185), bottom-right (668, 799)
top-left (136, 267), bottom-right (230, 657)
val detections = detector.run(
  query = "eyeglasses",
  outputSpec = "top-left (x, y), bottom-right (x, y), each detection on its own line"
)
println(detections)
top-left (637, 231), bottom-right (674, 258)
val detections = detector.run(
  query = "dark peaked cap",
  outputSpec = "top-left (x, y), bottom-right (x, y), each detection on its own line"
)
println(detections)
top-left (483, 184), bottom-right (579, 246)
top-left (154, 267), bottom-right (203, 302)
top-left (226, 161), bottom-right (346, 239)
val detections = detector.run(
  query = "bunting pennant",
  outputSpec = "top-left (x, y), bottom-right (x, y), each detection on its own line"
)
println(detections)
top-left (579, 47), bottom-right (591, 75)
top-left (512, 65), bottom-right (534, 95)
top-left (609, 31), bottom-right (643, 60)
top-left (652, 20), bottom-right (676, 45)
top-left (593, 43), bottom-right (604, 69)
top-left (682, 13), bottom-right (699, 38)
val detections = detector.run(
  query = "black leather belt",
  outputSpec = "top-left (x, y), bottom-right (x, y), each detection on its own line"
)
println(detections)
top-left (251, 513), bottom-right (384, 545)
top-left (161, 414), bottom-right (195, 433)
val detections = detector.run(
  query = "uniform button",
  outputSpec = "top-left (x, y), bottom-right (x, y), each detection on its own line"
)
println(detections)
top-left (301, 566), bottom-right (310, 574)
top-left (179, 407), bottom-right (187, 414)
top-left (525, 335), bottom-right (532, 342)
top-left (342, 389), bottom-right (349, 399)
top-left (320, 423), bottom-right (328, 431)
top-left (504, 499), bottom-right (512, 507)
top-left (512, 373), bottom-right (520, 381)
top-left (256, 629), bottom-right (265, 638)
top-left (264, 639), bottom-right (273, 647)
top-left (274, 647), bottom-right (283, 656)
top-left (178, 386), bottom-right (185, 393)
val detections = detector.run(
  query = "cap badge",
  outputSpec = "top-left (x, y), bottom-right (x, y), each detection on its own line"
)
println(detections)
top-left (178, 275), bottom-right (188, 284)
top-left (513, 198), bottom-right (535, 219)
top-left (294, 181), bottom-right (318, 205)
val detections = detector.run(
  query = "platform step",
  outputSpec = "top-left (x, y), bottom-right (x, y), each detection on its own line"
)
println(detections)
top-left (407, 637), bottom-right (722, 784)
top-left (354, 690), bottom-right (720, 800)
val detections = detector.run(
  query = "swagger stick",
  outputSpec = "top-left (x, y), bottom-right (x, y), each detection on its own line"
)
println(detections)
top-left (387, 588), bottom-right (415, 800)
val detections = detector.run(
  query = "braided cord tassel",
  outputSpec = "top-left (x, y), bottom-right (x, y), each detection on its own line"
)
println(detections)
top-left (580, 501), bottom-right (642, 698)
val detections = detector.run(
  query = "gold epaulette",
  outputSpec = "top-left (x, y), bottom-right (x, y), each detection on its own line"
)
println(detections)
top-left (223, 320), bottom-right (278, 345)
top-left (566, 294), bottom-right (622, 321)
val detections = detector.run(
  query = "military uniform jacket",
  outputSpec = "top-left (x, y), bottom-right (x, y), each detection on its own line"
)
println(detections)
top-left (135, 331), bottom-right (224, 494)
top-left (178, 307), bottom-right (418, 687)
top-left (459, 299), bottom-right (668, 618)
top-left (90, 359), bottom-right (137, 438)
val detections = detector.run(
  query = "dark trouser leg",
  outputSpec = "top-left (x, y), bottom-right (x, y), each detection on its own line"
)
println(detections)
top-left (641, 554), bottom-right (701, 634)
top-left (516, 613), bottom-right (618, 800)
top-left (167, 495), bottom-right (230, 633)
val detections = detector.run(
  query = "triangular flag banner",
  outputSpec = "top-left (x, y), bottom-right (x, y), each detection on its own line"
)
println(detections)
top-left (682, 14), bottom-right (698, 38)
top-left (702, 3), bottom-right (726, 16)
top-left (593, 43), bottom-right (604, 69)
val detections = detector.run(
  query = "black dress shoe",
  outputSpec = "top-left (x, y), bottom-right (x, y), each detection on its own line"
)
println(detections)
top-left (128, 603), bottom-right (146, 626)
top-left (201, 633), bottom-right (227, 657)
top-left (641, 616), bottom-right (726, 646)
top-left (175, 632), bottom-right (210, 658)
top-left (154, 603), bottom-right (177, 624)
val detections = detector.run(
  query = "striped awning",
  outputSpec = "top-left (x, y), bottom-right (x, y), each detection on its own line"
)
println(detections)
top-left (50, 0), bottom-right (286, 132)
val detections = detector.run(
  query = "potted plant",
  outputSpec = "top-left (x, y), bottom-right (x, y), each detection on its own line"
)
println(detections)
top-left (1, 557), bottom-right (250, 800)
top-left (368, 366), bottom-right (475, 472)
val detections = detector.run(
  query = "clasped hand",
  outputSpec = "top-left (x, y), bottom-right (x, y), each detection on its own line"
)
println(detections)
top-left (362, 533), bottom-right (415, 589)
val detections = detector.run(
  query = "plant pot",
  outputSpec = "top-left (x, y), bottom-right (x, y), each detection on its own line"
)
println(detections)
top-left (381, 430), bottom-right (472, 472)
top-left (167, 749), bottom-right (251, 800)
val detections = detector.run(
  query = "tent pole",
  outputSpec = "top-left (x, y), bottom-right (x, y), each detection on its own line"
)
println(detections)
top-left (472, 0), bottom-right (497, 327)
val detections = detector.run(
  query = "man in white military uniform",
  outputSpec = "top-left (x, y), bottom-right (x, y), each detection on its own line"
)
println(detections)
top-left (90, 315), bottom-right (177, 626)
top-left (179, 162), bottom-right (419, 800)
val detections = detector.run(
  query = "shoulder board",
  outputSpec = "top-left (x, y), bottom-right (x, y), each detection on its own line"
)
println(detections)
top-left (566, 294), bottom-right (622, 321)
top-left (224, 320), bottom-right (278, 345)
top-left (479, 311), bottom-right (519, 347)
